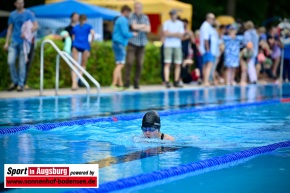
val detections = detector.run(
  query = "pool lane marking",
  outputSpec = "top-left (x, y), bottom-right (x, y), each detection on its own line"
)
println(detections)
top-left (0, 145), bottom-right (187, 192)
top-left (64, 140), bottom-right (290, 193)
top-left (0, 99), bottom-right (281, 135)
top-left (0, 96), bottom-right (283, 127)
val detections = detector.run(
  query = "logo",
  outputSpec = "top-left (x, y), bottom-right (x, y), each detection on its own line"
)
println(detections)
top-left (4, 164), bottom-right (99, 188)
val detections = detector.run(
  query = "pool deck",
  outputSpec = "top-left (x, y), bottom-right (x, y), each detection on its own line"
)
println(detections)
top-left (0, 84), bottom-right (202, 99)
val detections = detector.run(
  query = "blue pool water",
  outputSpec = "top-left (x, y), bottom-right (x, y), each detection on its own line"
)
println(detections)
top-left (0, 84), bottom-right (290, 193)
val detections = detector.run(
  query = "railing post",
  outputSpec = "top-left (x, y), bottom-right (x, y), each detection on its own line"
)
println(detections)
top-left (56, 54), bottom-right (60, 95)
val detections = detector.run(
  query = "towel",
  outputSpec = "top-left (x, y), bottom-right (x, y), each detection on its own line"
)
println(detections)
top-left (21, 20), bottom-right (34, 62)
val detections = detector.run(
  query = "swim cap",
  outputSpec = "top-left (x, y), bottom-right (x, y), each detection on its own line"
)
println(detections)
top-left (141, 111), bottom-right (161, 129)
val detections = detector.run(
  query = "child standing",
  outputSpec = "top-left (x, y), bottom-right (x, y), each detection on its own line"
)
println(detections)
top-left (71, 14), bottom-right (95, 90)
top-left (240, 42), bottom-right (254, 85)
top-left (223, 25), bottom-right (243, 85)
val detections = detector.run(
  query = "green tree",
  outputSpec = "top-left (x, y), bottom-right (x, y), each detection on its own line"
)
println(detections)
top-left (179, 0), bottom-right (290, 29)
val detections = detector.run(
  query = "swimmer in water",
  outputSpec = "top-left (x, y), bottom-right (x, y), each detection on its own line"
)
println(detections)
top-left (141, 111), bottom-right (174, 141)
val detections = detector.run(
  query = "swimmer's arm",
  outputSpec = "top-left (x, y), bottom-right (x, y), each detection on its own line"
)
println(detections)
top-left (164, 134), bottom-right (175, 141)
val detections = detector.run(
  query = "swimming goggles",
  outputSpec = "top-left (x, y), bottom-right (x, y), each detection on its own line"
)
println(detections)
top-left (141, 127), bottom-right (157, 132)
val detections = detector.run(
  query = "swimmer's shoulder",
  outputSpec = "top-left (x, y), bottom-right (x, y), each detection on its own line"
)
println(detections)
top-left (163, 133), bottom-right (175, 141)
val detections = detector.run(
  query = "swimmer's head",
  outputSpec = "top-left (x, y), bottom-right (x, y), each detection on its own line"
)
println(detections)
top-left (141, 111), bottom-right (161, 138)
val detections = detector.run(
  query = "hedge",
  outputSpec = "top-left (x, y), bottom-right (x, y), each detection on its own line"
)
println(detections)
top-left (0, 38), bottom-right (162, 91)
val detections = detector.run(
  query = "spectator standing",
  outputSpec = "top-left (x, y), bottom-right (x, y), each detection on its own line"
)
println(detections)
top-left (223, 25), bottom-right (244, 85)
top-left (124, 2), bottom-right (151, 89)
top-left (268, 27), bottom-right (282, 79)
top-left (209, 20), bottom-right (222, 85)
top-left (281, 29), bottom-right (290, 82)
top-left (162, 9), bottom-right (184, 88)
top-left (193, 30), bottom-right (203, 84)
top-left (240, 42), bottom-right (254, 85)
top-left (199, 13), bottom-right (216, 86)
top-left (71, 14), bottom-right (95, 90)
top-left (244, 21), bottom-right (259, 84)
top-left (111, 5), bottom-right (137, 89)
top-left (4, 0), bottom-right (38, 92)
top-left (180, 19), bottom-right (195, 84)
top-left (65, 13), bottom-right (79, 39)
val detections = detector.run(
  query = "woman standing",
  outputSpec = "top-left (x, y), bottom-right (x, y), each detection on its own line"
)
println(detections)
top-left (71, 14), bottom-right (95, 90)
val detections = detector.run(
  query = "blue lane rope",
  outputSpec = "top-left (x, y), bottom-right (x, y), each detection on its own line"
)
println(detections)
top-left (33, 99), bottom-right (280, 131)
top-left (64, 140), bottom-right (290, 193)
top-left (0, 125), bottom-right (31, 136)
top-left (0, 99), bottom-right (280, 135)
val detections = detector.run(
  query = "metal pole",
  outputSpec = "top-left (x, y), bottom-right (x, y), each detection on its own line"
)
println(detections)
top-left (56, 54), bottom-right (60, 95)
top-left (40, 39), bottom-right (91, 96)
top-left (40, 41), bottom-right (45, 96)
top-left (62, 51), bottom-right (101, 101)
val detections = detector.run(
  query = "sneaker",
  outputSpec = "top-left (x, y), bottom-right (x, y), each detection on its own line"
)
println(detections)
top-left (110, 85), bottom-right (118, 89)
top-left (7, 83), bottom-right (17, 91)
top-left (173, 81), bottom-right (183, 88)
top-left (17, 86), bottom-right (24, 92)
top-left (165, 82), bottom-right (171, 88)
top-left (24, 85), bottom-right (30, 90)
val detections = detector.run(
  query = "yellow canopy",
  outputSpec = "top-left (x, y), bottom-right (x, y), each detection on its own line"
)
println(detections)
top-left (45, 0), bottom-right (192, 30)
top-left (216, 15), bottom-right (235, 25)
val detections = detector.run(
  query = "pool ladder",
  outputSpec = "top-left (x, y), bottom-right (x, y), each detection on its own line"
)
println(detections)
top-left (40, 39), bottom-right (101, 101)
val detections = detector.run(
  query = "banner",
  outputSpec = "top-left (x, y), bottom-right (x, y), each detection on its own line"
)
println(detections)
top-left (4, 164), bottom-right (99, 188)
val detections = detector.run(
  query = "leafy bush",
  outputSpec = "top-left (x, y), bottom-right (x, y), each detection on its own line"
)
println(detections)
top-left (0, 38), bottom-right (162, 90)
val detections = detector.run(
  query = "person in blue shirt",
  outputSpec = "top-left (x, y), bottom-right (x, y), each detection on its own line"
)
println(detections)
top-left (71, 14), bottom-right (95, 90)
top-left (111, 5), bottom-right (137, 90)
top-left (4, 0), bottom-right (38, 92)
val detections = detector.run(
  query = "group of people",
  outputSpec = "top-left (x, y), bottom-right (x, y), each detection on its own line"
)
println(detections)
top-left (174, 13), bottom-right (290, 87)
top-left (4, 0), bottom-right (290, 93)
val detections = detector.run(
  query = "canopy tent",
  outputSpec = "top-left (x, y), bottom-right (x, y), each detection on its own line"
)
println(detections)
top-left (216, 15), bottom-right (235, 25)
top-left (29, 0), bottom-right (120, 40)
top-left (46, 0), bottom-right (192, 35)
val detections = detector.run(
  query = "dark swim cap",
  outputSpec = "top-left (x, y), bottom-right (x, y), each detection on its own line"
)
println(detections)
top-left (141, 111), bottom-right (161, 129)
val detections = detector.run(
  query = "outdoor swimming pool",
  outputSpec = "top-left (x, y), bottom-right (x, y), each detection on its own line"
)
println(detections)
top-left (1, 84), bottom-right (290, 193)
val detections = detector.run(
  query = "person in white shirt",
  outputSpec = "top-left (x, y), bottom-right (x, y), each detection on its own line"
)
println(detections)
top-left (163, 9), bottom-right (184, 88)
top-left (199, 13), bottom-right (216, 86)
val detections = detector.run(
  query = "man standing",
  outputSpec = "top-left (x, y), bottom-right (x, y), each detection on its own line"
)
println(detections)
top-left (111, 5), bottom-right (137, 89)
top-left (163, 9), bottom-right (184, 88)
top-left (4, 0), bottom-right (38, 92)
top-left (199, 13), bottom-right (215, 86)
top-left (124, 2), bottom-right (151, 89)
top-left (244, 21), bottom-right (259, 84)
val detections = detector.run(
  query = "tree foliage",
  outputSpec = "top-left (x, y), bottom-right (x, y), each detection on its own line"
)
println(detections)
top-left (179, 0), bottom-right (290, 29)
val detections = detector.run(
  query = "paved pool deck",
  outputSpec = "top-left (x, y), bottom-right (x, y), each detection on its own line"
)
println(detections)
top-left (0, 84), bottom-right (202, 99)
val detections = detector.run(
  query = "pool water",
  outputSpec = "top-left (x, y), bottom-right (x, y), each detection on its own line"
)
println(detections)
top-left (0, 84), bottom-right (290, 193)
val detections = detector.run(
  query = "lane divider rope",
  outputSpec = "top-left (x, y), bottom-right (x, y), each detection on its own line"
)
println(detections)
top-left (0, 99), bottom-right (280, 135)
top-left (64, 140), bottom-right (290, 193)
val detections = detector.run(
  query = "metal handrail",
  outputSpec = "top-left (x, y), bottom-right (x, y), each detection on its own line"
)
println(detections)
top-left (55, 54), bottom-right (90, 95)
top-left (61, 51), bottom-right (101, 98)
top-left (40, 39), bottom-right (90, 96)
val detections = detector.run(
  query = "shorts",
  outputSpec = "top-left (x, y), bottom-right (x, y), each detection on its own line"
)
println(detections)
top-left (112, 42), bottom-right (126, 64)
top-left (73, 46), bottom-right (89, 53)
top-left (202, 52), bottom-right (215, 64)
top-left (164, 47), bottom-right (182, 64)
